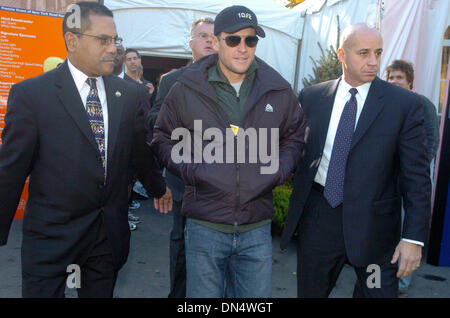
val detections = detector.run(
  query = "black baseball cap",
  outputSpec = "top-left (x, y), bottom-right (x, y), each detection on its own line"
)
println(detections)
top-left (214, 5), bottom-right (265, 38)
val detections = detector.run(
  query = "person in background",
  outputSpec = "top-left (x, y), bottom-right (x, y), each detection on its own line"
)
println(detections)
top-left (386, 59), bottom-right (440, 295)
top-left (136, 64), bottom-right (156, 108)
top-left (124, 48), bottom-right (143, 83)
top-left (386, 60), bottom-right (439, 162)
top-left (148, 16), bottom-right (215, 298)
top-left (112, 43), bottom-right (142, 231)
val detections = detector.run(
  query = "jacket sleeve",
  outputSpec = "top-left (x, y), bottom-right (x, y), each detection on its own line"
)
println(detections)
top-left (399, 94), bottom-right (432, 244)
top-left (130, 85), bottom-right (166, 198)
top-left (420, 95), bottom-right (440, 161)
top-left (0, 84), bottom-right (38, 245)
top-left (148, 74), bottom-right (172, 131)
top-left (150, 83), bottom-right (196, 186)
top-left (276, 90), bottom-right (308, 185)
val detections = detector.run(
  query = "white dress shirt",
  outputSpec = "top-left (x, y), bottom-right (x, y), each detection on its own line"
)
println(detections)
top-left (67, 58), bottom-right (109, 172)
top-left (313, 76), bottom-right (423, 247)
top-left (314, 77), bottom-right (371, 186)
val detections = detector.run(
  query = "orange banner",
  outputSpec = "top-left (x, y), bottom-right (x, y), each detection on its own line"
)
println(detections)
top-left (0, 6), bottom-right (67, 219)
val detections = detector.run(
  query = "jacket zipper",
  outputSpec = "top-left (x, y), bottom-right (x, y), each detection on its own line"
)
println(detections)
top-left (234, 92), bottom-right (240, 233)
top-left (234, 147), bottom-right (239, 233)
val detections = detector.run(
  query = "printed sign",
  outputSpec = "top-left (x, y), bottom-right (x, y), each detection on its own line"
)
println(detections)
top-left (0, 6), bottom-right (66, 219)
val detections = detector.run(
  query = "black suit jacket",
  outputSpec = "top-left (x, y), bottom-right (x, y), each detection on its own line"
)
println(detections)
top-left (281, 77), bottom-right (431, 267)
top-left (0, 61), bottom-right (166, 276)
top-left (149, 67), bottom-right (187, 202)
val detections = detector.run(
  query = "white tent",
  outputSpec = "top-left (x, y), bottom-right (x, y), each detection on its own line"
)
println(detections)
top-left (104, 0), bottom-right (304, 88)
top-left (293, 0), bottom-right (450, 112)
top-left (105, 0), bottom-right (450, 109)
top-left (292, 0), bottom-right (380, 91)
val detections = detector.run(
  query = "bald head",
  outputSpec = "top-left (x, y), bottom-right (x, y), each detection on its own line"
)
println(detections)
top-left (340, 23), bottom-right (382, 51)
top-left (337, 23), bottom-right (383, 87)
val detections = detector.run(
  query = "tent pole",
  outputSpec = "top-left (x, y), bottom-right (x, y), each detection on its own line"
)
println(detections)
top-left (293, 11), bottom-right (308, 95)
top-left (293, 39), bottom-right (303, 95)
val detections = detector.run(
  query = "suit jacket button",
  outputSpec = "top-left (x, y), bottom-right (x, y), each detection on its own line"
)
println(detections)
top-left (98, 183), bottom-right (104, 190)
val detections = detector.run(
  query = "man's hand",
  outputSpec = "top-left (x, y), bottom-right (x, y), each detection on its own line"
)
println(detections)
top-left (145, 83), bottom-right (155, 96)
top-left (154, 187), bottom-right (172, 214)
top-left (391, 241), bottom-right (422, 278)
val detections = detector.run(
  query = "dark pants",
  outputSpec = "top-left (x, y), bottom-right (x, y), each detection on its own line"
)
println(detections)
top-left (296, 183), bottom-right (398, 298)
top-left (22, 216), bottom-right (118, 298)
top-left (168, 201), bottom-right (186, 298)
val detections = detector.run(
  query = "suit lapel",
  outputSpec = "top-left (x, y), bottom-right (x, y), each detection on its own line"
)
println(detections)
top-left (103, 75), bottom-right (123, 178)
top-left (317, 78), bottom-right (340, 151)
top-left (350, 77), bottom-right (385, 149)
top-left (55, 61), bottom-right (99, 152)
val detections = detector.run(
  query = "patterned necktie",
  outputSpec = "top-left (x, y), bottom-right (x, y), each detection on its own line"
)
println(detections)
top-left (86, 78), bottom-right (106, 174)
top-left (324, 87), bottom-right (358, 208)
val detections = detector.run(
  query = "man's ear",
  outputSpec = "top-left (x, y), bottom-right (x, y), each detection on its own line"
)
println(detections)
top-left (64, 32), bottom-right (78, 53)
top-left (337, 47), bottom-right (345, 63)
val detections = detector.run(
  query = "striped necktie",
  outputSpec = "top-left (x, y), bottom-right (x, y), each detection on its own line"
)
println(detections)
top-left (86, 78), bottom-right (106, 174)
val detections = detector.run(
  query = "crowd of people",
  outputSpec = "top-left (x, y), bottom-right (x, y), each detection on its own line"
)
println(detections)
top-left (0, 1), bottom-right (439, 299)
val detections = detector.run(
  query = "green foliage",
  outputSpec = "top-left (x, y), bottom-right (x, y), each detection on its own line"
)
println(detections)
top-left (302, 42), bottom-right (342, 88)
top-left (272, 175), bottom-right (293, 229)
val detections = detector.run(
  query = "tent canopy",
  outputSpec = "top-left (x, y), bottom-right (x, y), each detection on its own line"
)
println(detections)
top-left (105, 0), bottom-right (304, 85)
top-left (105, 0), bottom-right (450, 107)
top-left (293, 0), bottom-right (449, 108)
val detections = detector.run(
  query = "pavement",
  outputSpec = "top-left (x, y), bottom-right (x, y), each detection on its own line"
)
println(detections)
top-left (1, 197), bottom-right (449, 298)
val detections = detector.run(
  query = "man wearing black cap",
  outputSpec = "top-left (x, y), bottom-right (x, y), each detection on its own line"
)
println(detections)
top-left (152, 5), bottom-right (307, 297)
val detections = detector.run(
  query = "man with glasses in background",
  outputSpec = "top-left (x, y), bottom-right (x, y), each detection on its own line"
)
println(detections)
top-left (149, 17), bottom-right (215, 298)
top-left (0, 1), bottom-right (171, 297)
top-left (152, 5), bottom-right (306, 297)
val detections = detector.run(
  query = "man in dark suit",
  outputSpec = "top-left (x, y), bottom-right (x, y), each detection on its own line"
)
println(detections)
top-left (0, 1), bottom-right (172, 298)
top-left (122, 48), bottom-right (153, 142)
top-left (281, 23), bottom-right (431, 298)
top-left (113, 44), bottom-right (151, 229)
top-left (148, 17), bottom-right (215, 298)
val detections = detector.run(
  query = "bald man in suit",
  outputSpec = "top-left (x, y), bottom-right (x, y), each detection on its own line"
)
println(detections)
top-left (281, 24), bottom-right (431, 298)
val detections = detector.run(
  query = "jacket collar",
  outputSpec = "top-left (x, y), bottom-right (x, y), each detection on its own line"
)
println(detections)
top-left (314, 76), bottom-right (386, 151)
top-left (350, 76), bottom-right (385, 149)
top-left (54, 60), bottom-right (124, 180)
top-left (207, 58), bottom-right (258, 85)
top-left (55, 60), bottom-right (99, 153)
top-left (178, 54), bottom-right (291, 100)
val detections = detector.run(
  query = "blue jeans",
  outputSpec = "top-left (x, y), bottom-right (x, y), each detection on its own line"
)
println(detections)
top-left (184, 219), bottom-right (272, 298)
top-left (168, 201), bottom-right (186, 298)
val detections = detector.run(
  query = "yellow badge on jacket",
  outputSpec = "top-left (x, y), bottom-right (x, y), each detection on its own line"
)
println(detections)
top-left (230, 124), bottom-right (239, 136)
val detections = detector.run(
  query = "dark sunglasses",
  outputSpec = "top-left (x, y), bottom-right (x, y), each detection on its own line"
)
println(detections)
top-left (218, 35), bottom-right (259, 48)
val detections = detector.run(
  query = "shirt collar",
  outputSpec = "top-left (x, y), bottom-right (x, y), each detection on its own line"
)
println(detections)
top-left (340, 76), bottom-right (372, 101)
top-left (67, 58), bottom-right (104, 91)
